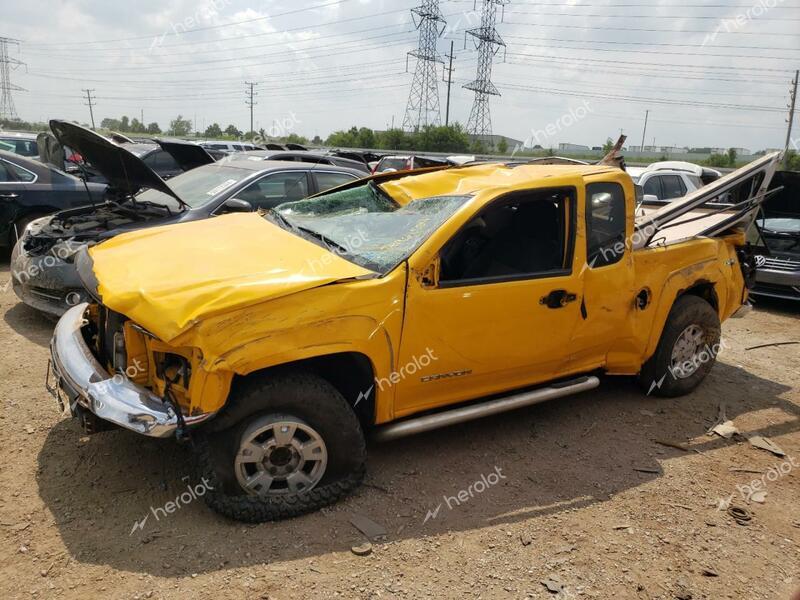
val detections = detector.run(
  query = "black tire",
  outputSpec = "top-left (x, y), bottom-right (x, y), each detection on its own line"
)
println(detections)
top-left (10, 213), bottom-right (46, 247)
top-left (195, 370), bottom-right (366, 522)
top-left (638, 295), bottom-right (721, 398)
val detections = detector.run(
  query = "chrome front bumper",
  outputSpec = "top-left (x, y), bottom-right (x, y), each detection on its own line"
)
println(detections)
top-left (48, 303), bottom-right (213, 438)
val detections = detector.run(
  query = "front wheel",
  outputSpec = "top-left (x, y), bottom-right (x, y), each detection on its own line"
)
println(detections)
top-left (195, 371), bottom-right (366, 522)
top-left (638, 295), bottom-right (722, 397)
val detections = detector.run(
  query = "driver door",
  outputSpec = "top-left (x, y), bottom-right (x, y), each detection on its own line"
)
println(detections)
top-left (391, 187), bottom-right (586, 416)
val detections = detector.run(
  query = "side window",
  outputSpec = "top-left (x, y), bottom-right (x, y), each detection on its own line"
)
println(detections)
top-left (314, 171), bottom-right (357, 192)
top-left (155, 151), bottom-right (180, 172)
top-left (0, 161), bottom-right (13, 182)
top-left (6, 160), bottom-right (35, 182)
top-left (661, 175), bottom-right (686, 199)
top-left (440, 188), bottom-right (571, 283)
top-left (586, 182), bottom-right (626, 268)
top-left (643, 176), bottom-right (662, 199)
top-left (236, 172), bottom-right (309, 209)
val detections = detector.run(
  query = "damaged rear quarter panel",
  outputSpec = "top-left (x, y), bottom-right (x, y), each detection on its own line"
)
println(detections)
top-left (624, 237), bottom-right (741, 370)
top-left (168, 265), bottom-right (409, 423)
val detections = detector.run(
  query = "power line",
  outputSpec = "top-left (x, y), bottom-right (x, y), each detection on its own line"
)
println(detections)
top-left (403, 0), bottom-right (446, 131)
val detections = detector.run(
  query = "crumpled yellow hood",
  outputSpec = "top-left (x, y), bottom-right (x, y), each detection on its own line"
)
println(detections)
top-left (89, 213), bottom-right (373, 342)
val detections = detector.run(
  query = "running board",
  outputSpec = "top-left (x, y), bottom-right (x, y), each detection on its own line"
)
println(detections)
top-left (372, 375), bottom-right (600, 442)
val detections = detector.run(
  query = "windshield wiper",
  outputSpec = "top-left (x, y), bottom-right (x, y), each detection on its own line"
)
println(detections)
top-left (296, 225), bottom-right (350, 255)
top-left (267, 209), bottom-right (296, 231)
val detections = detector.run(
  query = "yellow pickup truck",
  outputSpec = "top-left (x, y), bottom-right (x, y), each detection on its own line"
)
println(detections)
top-left (47, 154), bottom-right (780, 521)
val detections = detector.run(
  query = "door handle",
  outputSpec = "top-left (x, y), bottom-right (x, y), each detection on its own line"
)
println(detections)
top-left (0, 193), bottom-right (19, 199)
top-left (540, 289), bottom-right (578, 309)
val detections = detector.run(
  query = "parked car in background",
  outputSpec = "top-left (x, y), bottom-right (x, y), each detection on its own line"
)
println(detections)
top-left (200, 141), bottom-right (262, 154)
top-left (11, 120), bottom-right (363, 316)
top-left (226, 150), bottom-right (371, 174)
top-left (0, 131), bottom-right (39, 158)
top-left (373, 154), bottom-right (450, 173)
top-left (647, 161), bottom-right (722, 185)
top-left (750, 169), bottom-right (800, 300)
top-left (0, 149), bottom-right (106, 248)
top-left (629, 168), bottom-right (702, 203)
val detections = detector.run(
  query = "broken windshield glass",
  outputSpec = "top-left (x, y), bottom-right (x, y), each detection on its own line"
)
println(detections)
top-left (276, 182), bottom-right (470, 273)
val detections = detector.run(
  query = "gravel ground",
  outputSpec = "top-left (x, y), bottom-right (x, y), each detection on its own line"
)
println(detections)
top-left (0, 254), bottom-right (798, 600)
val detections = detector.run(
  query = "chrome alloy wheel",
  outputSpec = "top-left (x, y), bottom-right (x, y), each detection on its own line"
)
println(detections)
top-left (669, 324), bottom-right (706, 379)
top-left (234, 417), bottom-right (328, 496)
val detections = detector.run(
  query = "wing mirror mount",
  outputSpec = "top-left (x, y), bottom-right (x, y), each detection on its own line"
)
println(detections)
top-left (220, 198), bottom-right (253, 213)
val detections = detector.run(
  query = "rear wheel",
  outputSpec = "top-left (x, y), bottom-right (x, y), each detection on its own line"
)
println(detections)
top-left (638, 295), bottom-right (721, 397)
top-left (195, 370), bottom-right (366, 522)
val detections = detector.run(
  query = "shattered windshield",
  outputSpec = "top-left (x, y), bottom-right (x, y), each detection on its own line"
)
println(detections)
top-left (135, 164), bottom-right (254, 209)
top-left (275, 181), bottom-right (470, 273)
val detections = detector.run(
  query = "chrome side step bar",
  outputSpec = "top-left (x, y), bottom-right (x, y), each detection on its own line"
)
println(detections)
top-left (372, 375), bottom-right (600, 442)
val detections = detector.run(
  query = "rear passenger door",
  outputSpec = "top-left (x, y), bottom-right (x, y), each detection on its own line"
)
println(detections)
top-left (660, 175), bottom-right (687, 200)
top-left (569, 180), bottom-right (636, 372)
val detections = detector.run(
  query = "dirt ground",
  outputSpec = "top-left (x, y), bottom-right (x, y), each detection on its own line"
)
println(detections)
top-left (0, 254), bottom-right (798, 600)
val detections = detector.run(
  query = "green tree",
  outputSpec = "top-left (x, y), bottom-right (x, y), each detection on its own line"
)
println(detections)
top-left (311, 135), bottom-right (323, 145)
top-left (100, 117), bottom-right (121, 130)
top-left (120, 116), bottom-right (130, 131)
top-left (602, 137), bottom-right (614, 153)
top-left (284, 133), bottom-right (309, 145)
top-left (496, 137), bottom-right (508, 154)
top-left (129, 118), bottom-right (146, 133)
top-left (224, 124), bottom-right (241, 138)
top-left (204, 123), bottom-right (223, 138)
top-left (706, 153), bottom-right (729, 168)
top-left (146, 122), bottom-right (162, 134)
top-left (415, 124), bottom-right (470, 153)
top-left (727, 147), bottom-right (738, 167)
top-left (168, 115), bottom-right (192, 136)
top-left (377, 128), bottom-right (408, 151)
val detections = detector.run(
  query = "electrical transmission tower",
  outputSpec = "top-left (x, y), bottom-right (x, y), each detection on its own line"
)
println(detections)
top-left (463, 0), bottom-right (509, 145)
top-left (0, 37), bottom-right (24, 121)
top-left (402, 0), bottom-right (446, 132)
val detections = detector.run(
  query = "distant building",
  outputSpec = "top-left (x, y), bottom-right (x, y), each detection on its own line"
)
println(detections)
top-left (558, 143), bottom-right (590, 152)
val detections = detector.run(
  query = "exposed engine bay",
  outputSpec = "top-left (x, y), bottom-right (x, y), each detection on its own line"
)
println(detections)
top-left (22, 200), bottom-right (175, 256)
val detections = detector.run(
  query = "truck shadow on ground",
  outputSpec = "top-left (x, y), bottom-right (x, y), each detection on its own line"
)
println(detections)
top-left (35, 361), bottom-right (798, 578)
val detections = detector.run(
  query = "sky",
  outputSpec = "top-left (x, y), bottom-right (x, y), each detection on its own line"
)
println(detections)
top-left (3, 0), bottom-right (799, 153)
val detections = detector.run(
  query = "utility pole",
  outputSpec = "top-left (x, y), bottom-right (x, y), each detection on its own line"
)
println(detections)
top-left (443, 40), bottom-right (455, 127)
top-left (82, 89), bottom-right (96, 129)
top-left (640, 109), bottom-right (649, 152)
top-left (140, 108), bottom-right (144, 126)
top-left (783, 69), bottom-right (798, 169)
top-left (245, 81), bottom-right (258, 137)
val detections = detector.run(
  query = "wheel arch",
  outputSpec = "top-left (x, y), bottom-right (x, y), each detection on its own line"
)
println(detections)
top-left (643, 277), bottom-right (720, 364)
top-left (208, 351), bottom-right (377, 432)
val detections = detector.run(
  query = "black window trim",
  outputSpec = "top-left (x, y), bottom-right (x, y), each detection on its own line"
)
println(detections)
top-left (0, 157), bottom-right (38, 184)
top-left (585, 180), bottom-right (628, 270)
top-left (437, 186), bottom-right (577, 289)
top-left (311, 169), bottom-right (359, 193)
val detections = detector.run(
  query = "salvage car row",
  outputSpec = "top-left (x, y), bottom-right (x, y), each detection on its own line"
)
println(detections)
top-left (0, 119), bottom-right (797, 525)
